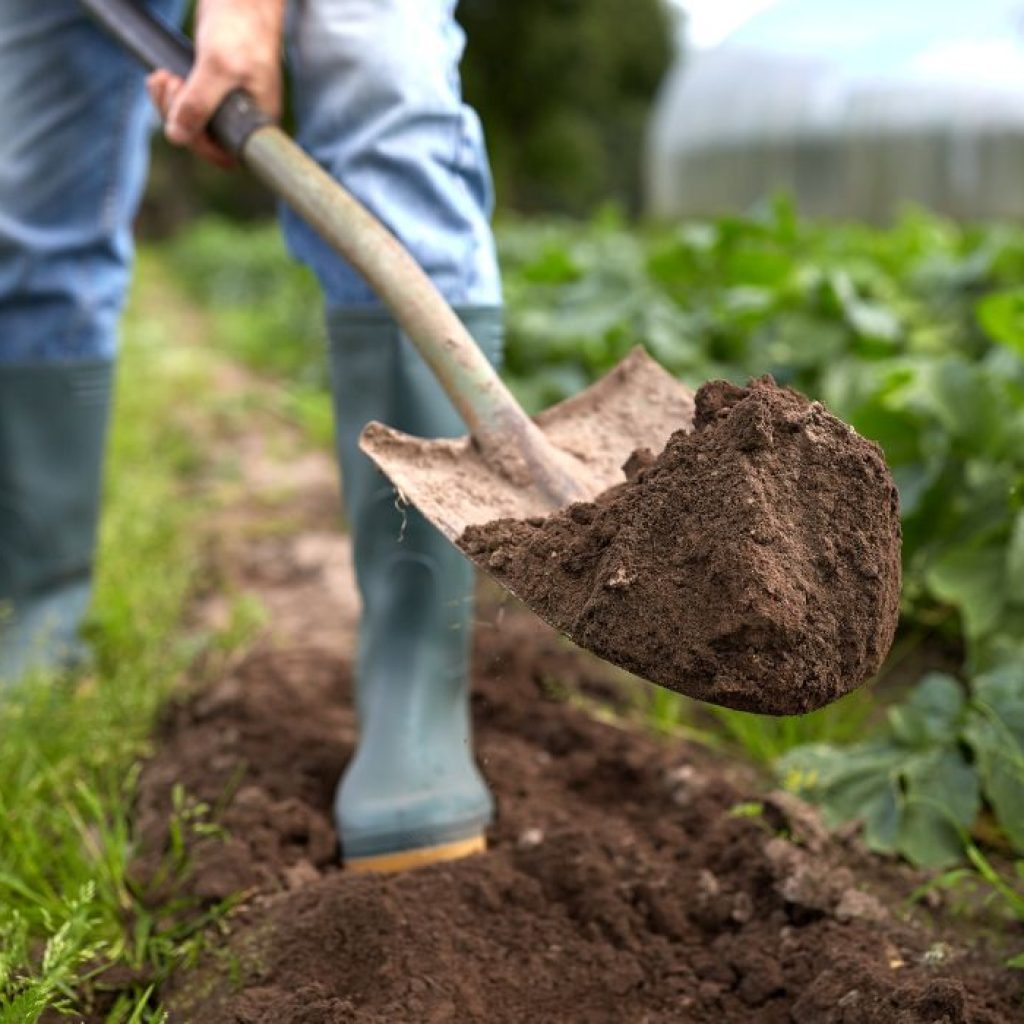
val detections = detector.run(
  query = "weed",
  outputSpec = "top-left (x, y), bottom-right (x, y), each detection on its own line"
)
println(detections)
top-left (912, 842), bottom-right (1024, 968)
top-left (711, 689), bottom-right (874, 763)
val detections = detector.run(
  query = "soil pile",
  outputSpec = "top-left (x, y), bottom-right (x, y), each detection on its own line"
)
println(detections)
top-left (85, 364), bottom-right (1014, 1024)
top-left (123, 614), bottom-right (1020, 1024)
top-left (460, 377), bottom-right (902, 715)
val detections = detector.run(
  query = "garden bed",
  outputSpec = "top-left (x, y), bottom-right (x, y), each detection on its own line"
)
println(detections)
top-left (116, 486), bottom-right (1020, 1023)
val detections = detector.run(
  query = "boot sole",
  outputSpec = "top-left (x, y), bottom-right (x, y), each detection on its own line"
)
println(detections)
top-left (345, 834), bottom-right (485, 873)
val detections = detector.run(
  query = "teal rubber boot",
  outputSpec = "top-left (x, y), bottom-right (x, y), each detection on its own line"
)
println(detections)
top-left (327, 307), bottom-right (502, 870)
top-left (0, 361), bottom-right (112, 686)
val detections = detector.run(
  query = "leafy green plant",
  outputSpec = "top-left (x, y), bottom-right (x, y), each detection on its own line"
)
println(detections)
top-left (779, 670), bottom-right (1024, 866)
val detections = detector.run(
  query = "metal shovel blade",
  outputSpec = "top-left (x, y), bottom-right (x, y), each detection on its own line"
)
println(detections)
top-left (359, 348), bottom-right (695, 544)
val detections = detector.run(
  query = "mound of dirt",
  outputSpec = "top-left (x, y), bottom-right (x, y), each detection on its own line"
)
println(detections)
top-left (90, 370), bottom-right (1013, 1024)
top-left (460, 377), bottom-right (902, 715)
top-left (122, 612), bottom-right (1021, 1024)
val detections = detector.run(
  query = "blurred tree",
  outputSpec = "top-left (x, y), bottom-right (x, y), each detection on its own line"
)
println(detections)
top-left (458, 0), bottom-right (673, 214)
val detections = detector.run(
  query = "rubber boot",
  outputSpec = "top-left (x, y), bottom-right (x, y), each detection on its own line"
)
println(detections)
top-left (327, 306), bottom-right (503, 871)
top-left (0, 360), bottom-right (112, 685)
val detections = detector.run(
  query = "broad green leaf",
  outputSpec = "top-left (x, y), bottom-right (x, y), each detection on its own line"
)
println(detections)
top-left (977, 287), bottom-right (1024, 356)
top-left (828, 271), bottom-right (901, 342)
top-left (973, 663), bottom-right (1024, 744)
top-left (903, 747), bottom-right (980, 832)
top-left (779, 743), bottom-right (904, 853)
top-left (779, 742), bottom-right (905, 795)
top-left (873, 748), bottom-right (977, 867)
top-left (863, 781), bottom-right (903, 852)
top-left (968, 725), bottom-right (1024, 852)
top-left (779, 740), bottom-right (975, 865)
top-left (925, 547), bottom-right (1006, 641)
top-left (888, 673), bottom-right (965, 747)
top-left (965, 665), bottom-right (1024, 850)
top-left (898, 802), bottom-right (967, 868)
top-left (900, 358), bottom-right (1013, 454)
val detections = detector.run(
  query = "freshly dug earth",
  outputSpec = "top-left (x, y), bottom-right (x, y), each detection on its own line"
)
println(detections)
top-left (461, 377), bottom-right (902, 715)
top-left (91, 373), bottom-right (1013, 1024)
top-left (122, 610), bottom-right (1022, 1024)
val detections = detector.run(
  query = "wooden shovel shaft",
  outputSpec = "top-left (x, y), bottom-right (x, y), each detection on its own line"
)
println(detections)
top-left (241, 128), bottom-right (584, 504)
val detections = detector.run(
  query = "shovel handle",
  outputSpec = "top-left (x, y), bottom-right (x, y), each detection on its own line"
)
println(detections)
top-left (78, 0), bottom-right (272, 154)
top-left (80, 0), bottom-right (585, 505)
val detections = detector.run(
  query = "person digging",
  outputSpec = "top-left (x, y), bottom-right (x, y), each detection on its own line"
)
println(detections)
top-left (0, 0), bottom-right (499, 872)
top-left (2, 0), bottom-right (902, 872)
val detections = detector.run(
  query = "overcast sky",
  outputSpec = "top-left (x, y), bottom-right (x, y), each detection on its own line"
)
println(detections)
top-left (670, 0), bottom-right (780, 49)
top-left (669, 1), bottom-right (1024, 89)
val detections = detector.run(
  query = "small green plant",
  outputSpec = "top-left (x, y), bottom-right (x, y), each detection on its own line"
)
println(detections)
top-left (912, 842), bottom-right (1024, 968)
top-left (779, 669), bottom-right (1024, 867)
top-left (710, 689), bottom-right (874, 764)
top-left (0, 885), bottom-right (104, 1021)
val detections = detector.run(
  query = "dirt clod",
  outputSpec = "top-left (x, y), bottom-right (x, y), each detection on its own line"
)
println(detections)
top-left (460, 377), bottom-right (902, 714)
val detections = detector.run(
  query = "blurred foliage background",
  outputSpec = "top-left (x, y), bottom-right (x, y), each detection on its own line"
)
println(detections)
top-left (457, 0), bottom-right (673, 213)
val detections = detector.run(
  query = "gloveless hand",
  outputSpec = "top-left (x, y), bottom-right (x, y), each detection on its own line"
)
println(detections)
top-left (147, 0), bottom-right (286, 168)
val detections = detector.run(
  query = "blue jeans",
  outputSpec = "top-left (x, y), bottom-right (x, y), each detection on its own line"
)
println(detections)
top-left (0, 0), bottom-right (502, 364)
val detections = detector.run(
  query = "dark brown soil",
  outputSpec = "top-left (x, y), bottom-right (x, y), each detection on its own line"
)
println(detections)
top-left (123, 608), bottom-right (1022, 1024)
top-left (460, 377), bottom-right (902, 716)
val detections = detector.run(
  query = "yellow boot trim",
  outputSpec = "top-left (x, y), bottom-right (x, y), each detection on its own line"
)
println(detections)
top-left (345, 834), bottom-right (486, 874)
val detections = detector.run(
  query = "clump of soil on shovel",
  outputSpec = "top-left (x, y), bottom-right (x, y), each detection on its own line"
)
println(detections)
top-left (460, 377), bottom-right (902, 715)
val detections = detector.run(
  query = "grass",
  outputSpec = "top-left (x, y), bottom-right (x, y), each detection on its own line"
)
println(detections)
top-left (642, 683), bottom-right (874, 763)
top-left (708, 689), bottom-right (876, 763)
top-left (0, 255), bottom-right (236, 1023)
top-left (912, 843), bottom-right (1024, 969)
top-left (162, 220), bottom-right (334, 447)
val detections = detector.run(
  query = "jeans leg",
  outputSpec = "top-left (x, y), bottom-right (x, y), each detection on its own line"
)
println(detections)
top-left (0, 0), bottom-right (185, 364)
top-left (0, 0), bottom-right (184, 681)
top-left (281, 0), bottom-right (502, 309)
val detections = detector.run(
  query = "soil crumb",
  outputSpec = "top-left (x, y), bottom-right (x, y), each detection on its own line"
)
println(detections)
top-left (460, 377), bottom-right (902, 715)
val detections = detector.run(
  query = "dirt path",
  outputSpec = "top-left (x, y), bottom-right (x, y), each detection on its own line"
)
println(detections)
top-left (118, 319), bottom-right (1020, 1023)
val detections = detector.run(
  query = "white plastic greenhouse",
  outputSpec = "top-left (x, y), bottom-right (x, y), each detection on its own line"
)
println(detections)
top-left (648, 0), bottom-right (1024, 221)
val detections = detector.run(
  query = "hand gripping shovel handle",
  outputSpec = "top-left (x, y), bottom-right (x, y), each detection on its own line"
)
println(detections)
top-left (79, 0), bottom-right (584, 506)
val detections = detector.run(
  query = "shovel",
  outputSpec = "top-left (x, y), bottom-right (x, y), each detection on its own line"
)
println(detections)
top-left (80, 7), bottom-right (695, 609)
